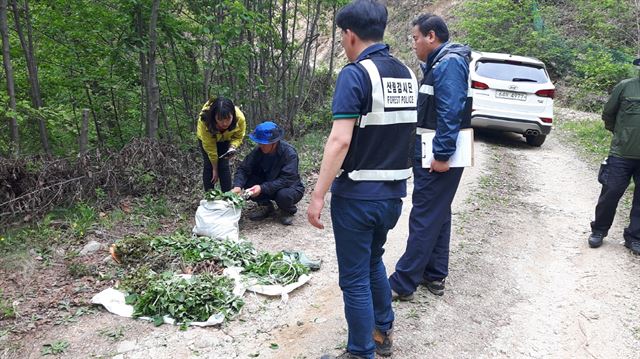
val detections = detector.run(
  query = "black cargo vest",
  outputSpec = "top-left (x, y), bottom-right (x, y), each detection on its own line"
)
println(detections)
top-left (340, 55), bottom-right (418, 181)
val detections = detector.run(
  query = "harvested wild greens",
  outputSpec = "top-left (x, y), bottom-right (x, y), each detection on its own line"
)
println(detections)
top-left (112, 234), bottom-right (310, 327)
top-left (119, 265), bottom-right (159, 294)
top-left (203, 189), bottom-right (246, 208)
top-left (112, 235), bottom-right (181, 271)
top-left (152, 234), bottom-right (257, 267)
top-left (244, 252), bottom-right (310, 285)
top-left (128, 272), bottom-right (243, 326)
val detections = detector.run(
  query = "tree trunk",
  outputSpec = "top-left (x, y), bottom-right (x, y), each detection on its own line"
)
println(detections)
top-left (160, 49), bottom-right (183, 142)
top-left (145, 0), bottom-right (160, 139)
top-left (169, 38), bottom-right (196, 132)
top-left (79, 109), bottom-right (89, 155)
top-left (0, 0), bottom-right (18, 155)
top-left (109, 87), bottom-right (124, 146)
top-left (135, 5), bottom-right (147, 136)
top-left (84, 84), bottom-right (104, 144)
top-left (11, 0), bottom-right (51, 155)
top-left (329, 3), bottom-right (337, 77)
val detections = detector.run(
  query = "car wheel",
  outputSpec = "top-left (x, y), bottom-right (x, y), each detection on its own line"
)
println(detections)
top-left (525, 134), bottom-right (546, 147)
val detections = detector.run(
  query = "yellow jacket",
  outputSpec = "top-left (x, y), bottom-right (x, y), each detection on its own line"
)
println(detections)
top-left (196, 104), bottom-right (246, 164)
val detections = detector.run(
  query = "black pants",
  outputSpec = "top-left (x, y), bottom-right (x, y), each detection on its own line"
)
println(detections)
top-left (591, 155), bottom-right (640, 242)
top-left (245, 175), bottom-right (303, 214)
top-left (199, 140), bottom-right (231, 192)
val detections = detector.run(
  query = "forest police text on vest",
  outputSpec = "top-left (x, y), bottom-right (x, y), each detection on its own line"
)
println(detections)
top-left (383, 78), bottom-right (417, 108)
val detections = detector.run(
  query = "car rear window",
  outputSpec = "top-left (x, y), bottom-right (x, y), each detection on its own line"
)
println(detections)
top-left (475, 60), bottom-right (549, 83)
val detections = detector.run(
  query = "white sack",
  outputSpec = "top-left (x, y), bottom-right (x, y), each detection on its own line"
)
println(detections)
top-left (192, 199), bottom-right (241, 241)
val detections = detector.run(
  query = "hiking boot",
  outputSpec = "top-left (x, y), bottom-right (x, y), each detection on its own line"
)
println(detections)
top-left (279, 211), bottom-right (294, 226)
top-left (588, 232), bottom-right (605, 248)
top-left (423, 278), bottom-right (445, 296)
top-left (624, 239), bottom-right (640, 255)
top-left (373, 328), bottom-right (393, 357)
top-left (391, 289), bottom-right (414, 301)
top-left (248, 203), bottom-right (274, 221)
top-left (319, 351), bottom-right (366, 359)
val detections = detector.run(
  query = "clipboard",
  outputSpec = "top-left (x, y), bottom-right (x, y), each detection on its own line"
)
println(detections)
top-left (421, 128), bottom-right (474, 168)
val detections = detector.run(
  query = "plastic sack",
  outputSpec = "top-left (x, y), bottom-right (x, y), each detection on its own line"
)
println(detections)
top-left (192, 199), bottom-right (242, 241)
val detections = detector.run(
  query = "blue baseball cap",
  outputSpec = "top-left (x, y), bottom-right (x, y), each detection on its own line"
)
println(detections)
top-left (634, 58), bottom-right (640, 66)
top-left (249, 121), bottom-right (285, 145)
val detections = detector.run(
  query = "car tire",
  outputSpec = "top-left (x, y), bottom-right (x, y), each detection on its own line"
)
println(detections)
top-left (525, 134), bottom-right (546, 147)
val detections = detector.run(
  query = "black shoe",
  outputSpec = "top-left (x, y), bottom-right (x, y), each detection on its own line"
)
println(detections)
top-left (588, 232), bottom-right (605, 248)
top-left (320, 352), bottom-right (366, 359)
top-left (391, 289), bottom-right (414, 301)
top-left (248, 203), bottom-right (274, 221)
top-left (373, 328), bottom-right (393, 357)
top-left (279, 211), bottom-right (294, 226)
top-left (423, 278), bottom-right (445, 296)
top-left (624, 239), bottom-right (640, 255)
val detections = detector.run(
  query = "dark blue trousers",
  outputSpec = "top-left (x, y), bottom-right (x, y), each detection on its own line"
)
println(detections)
top-left (331, 195), bottom-right (401, 358)
top-left (390, 163), bottom-right (463, 295)
top-left (591, 155), bottom-right (640, 243)
top-left (244, 175), bottom-right (303, 214)
top-left (200, 140), bottom-right (232, 192)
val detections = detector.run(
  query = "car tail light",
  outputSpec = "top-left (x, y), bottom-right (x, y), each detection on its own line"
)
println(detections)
top-left (471, 81), bottom-right (489, 90)
top-left (535, 89), bottom-right (555, 99)
top-left (540, 117), bottom-right (553, 123)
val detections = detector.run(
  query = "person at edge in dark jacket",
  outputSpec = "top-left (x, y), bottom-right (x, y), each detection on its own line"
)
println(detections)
top-left (231, 121), bottom-right (304, 226)
top-left (587, 57), bottom-right (640, 254)
top-left (388, 14), bottom-right (472, 300)
top-left (196, 97), bottom-right (246, 192)
top-left (308, 1), bottom-right (418, 358)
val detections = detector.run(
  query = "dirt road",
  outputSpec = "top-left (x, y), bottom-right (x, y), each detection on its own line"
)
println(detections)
top-left (13, 118), bottom-right (640, 359)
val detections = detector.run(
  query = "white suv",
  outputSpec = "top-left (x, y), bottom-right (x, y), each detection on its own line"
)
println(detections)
top-left (469, 51), bottom-right (555, 146)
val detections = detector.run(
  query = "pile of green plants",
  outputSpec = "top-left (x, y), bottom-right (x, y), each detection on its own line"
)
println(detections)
top-left (112, 234), bottom-right (310, 327)
top-left (203, 189), bottom-right (246, 208)
top-left (111, 235), bottom-right (181, 271)
top-left (125, 272), bottom-right (243, 327)
top-left (152, 233), bottom-right (257, 267)
top-left (244, 252), bottom-right (310, 286)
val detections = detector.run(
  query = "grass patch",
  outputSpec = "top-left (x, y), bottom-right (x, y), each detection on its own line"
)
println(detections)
top-left (41, 340), bottom-right (69, 356)
top-left (557, 118), bottom-right (611, 162)
top-left (558, 117), bottom-right (634, 208)
top-left (291, 130), bottom-right (328, 178)
top-left (0, 289), bottom-right (16, 319)
top-left (98, 325), bottom-right (127, 342)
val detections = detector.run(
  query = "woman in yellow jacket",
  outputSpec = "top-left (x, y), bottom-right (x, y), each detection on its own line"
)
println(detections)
top-left (196, 97), bottom-right (246, 192)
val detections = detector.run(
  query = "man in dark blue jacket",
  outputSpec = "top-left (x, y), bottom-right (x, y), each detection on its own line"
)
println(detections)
top-left (232, 121), bottom-right (304, 226)
top-left (389, 14), bottom-right (472, 300)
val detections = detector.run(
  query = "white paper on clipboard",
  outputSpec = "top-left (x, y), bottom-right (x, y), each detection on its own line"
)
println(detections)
top-left (421, 128), bottom-right (474, 168)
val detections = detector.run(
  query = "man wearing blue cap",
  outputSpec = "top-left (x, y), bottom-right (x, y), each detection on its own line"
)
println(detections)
top-left (231, 121), bottom-right (305, 225)
top-left (587, 57), bottom-right (640, 254)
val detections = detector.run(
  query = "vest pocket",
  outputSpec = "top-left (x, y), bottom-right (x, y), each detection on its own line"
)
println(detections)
top-left (619, 127), bottom-right (640, 158)
top-left (622, 97), bottom-right (640, 115)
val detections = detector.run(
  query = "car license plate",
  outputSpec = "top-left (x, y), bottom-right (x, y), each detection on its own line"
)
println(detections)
top-left (495, 90), bottom-right (527, 101)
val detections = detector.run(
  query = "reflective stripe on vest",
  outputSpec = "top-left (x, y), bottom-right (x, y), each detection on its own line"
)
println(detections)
top-left (348, 168), bottom-right (413, 181)
top-left (419, 84), bottom-right (434, 95)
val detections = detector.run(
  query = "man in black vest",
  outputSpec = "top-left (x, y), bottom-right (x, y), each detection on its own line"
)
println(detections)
top-left (389, 14), bottom-right (471, 300)
top-left (307, 1), bottom-right (417, 358)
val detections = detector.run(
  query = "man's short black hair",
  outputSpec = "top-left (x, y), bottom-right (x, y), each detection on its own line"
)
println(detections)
top-left (336, 0), bottom-right (387, 42)
top-left (412, 13), bottom-right (449, 43)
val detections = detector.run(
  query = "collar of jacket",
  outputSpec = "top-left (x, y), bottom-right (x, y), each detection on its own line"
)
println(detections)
top-left (356, 43), bottom-right (390, 62)
top-left (421, 41), bottom-right (450, 74)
